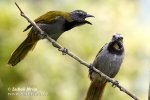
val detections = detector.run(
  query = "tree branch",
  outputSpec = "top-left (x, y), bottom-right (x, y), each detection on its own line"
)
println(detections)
top-left (148, 80), bottom-right (150, 100)
top-left (15, 2), bottom-right (139, 100)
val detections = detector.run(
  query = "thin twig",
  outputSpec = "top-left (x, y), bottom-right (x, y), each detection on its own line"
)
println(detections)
top-left (148, 80), bottom-right (150, 100)
top-left (15, 2), bottom-right (139, 100)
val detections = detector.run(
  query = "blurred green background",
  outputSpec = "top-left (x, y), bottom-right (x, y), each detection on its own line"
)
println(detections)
top-left (0, 0), bottom-right (149, 100)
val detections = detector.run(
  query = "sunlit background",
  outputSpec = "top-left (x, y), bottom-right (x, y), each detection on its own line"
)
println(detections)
top-left (0, 0), bottom-right (149, 100)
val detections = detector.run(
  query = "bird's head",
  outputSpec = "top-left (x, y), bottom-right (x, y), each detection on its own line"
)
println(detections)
top-left (111, 33), bottom-right (124, 50)
top-left (112, 33), bottom-right (123, 42)
top-left (70, 10), bottom-right (94, 25)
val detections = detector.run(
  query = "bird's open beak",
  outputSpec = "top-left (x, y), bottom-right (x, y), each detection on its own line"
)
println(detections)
top-left (84, 20), bottom-right (92, 25)
top-left (85, 14), bottom-right (94, 25)
top-left (86, 14), bottom-right (94, 18)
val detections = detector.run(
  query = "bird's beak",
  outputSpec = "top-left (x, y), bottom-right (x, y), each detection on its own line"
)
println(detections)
top-left (85, 14), bottom-right (94, 25)
top-left (119, 38), bottom-right (123, 45)
top-left (117, 37), bottom-right (123, 42)
top-left (115, 37), bottom-right (123, 43)
top-left (86, 14), bottom-right (94, 18)
top-left (116, 37), bottom-right (123, 47)
top-left (84, 20), bottom-right (92, 25)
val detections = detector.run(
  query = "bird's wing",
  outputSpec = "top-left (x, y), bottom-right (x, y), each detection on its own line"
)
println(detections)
top-left (23, 11), bottom-right (72, 32)
top-left (89, 43), bottom-right (108, 78)
top-left (95, 43), bottom-right (108, 57)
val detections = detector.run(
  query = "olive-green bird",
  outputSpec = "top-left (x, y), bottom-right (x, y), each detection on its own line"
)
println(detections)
top-left (8, 10), bottom-right (94, 66)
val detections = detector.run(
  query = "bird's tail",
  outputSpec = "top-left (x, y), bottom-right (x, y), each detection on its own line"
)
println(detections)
top-left (8, 31), bottom-right (40, 66)
top-left (85, 80), bottom-right (107, 100)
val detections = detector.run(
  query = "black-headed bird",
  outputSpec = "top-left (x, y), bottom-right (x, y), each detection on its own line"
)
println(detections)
top-left (85, 33), bottom-right (125, 100)
top-left (8, 10), bottom-right (94, 66)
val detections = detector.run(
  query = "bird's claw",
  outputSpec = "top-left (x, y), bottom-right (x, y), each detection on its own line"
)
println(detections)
top-left (40, 32), bottom-right (47, 39)
top-left (89, 64), bottom-right (93, 73)
top-left (34, 30), bottom-right (47, 39)
top-left (88, 64), bottom-right (93, 80)
top-left (112, 80), bottom-right (119, 88)
top-left (59, 48), bottom-right (68, 55)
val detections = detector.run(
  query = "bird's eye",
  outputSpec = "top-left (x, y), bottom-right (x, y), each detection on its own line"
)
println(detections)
top-left (78, 13), bottom-right (84, 17)
top-left (113, 35), bottom-right (116, 38)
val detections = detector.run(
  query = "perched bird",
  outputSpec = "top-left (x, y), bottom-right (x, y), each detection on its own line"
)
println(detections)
top-left (85, 33), bottom-right (125, 100)
top-left (8, 10), bottom-right (94, 66)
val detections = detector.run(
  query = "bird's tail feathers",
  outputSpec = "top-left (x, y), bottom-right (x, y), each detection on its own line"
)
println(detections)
top-left (85, 80), bottom-right (107, 100)
top-left (8, 32), bottom-right (40, 66)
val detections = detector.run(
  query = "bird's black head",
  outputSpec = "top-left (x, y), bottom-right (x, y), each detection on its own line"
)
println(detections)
top-left (108, 33), bottom-right (124, 55)
top-left (70, 10), bottom-right (94, 25)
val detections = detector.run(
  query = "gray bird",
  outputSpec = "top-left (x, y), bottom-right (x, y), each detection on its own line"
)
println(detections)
top-left (85, 33), bottom-right (125, 100)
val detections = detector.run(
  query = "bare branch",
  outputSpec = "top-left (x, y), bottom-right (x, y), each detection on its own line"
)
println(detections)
top-left (148, 80), bottom-right (150, 100)
top-left (15, 2), bottom-right (139, 100)
top-left (15, 2), bottom-right (45, 38)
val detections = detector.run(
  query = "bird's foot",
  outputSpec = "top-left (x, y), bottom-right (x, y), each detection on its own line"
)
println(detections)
top-left (34, 29), bottom-right (47, 39)
top-left (112, 80), bottom-right (119, 88)
top-left (89, 64), bottom-right (93, 73)
top-left (59, 48), bottom-right (68, 55)
top-left (39, 31), bottom-right (47, 39)
top-left (88, 64), bottom-right (93, 80)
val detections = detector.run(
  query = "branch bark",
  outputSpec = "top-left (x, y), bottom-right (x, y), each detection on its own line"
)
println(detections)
top-left (15, 2), bottom-right (139, 100)
top-left (148, 80), bottom-right (150, 100)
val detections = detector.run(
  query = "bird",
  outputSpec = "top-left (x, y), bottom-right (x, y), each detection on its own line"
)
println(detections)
top-left (8, 10), bottom-right (94, 66)
top-left (85, 33), bottom-right (125, 100)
